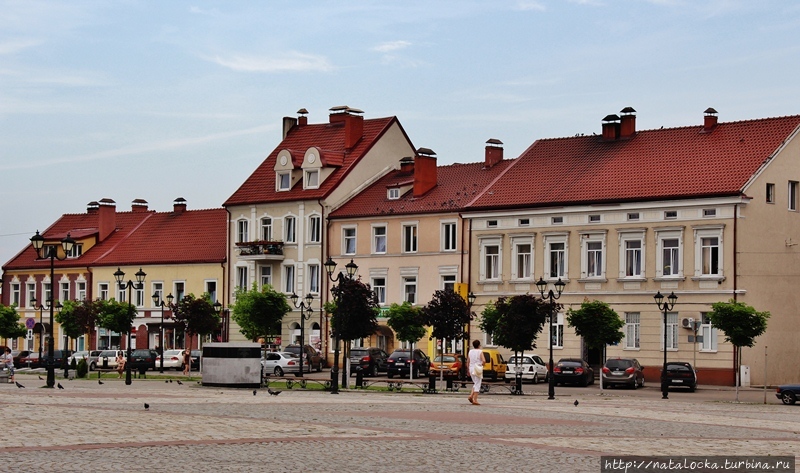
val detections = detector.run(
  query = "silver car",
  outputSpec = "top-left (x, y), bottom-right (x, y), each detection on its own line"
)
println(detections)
top-left (261, 352), bottom-right (301, 377)
top-left (504, 354), bottom-right (548, 384)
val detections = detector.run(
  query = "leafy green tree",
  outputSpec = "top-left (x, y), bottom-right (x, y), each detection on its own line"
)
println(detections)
top-left (386, 302), bottom-right (426, 345)
top-left (0, 304), bottom-right (25, 340)
top-left (230, 284), bottom-right (290, 343)
top-left (95, 299), bottom-right (135, 337)
top-left (706, 299), bottom-right (770, 401)
top-left (56, 300), bottom-right (100, 350)
top-left (478, 300), bottom-right (500, 342)
top-left (490, 294), bottom-right (549, 354)
top-left (330, 277), bottom-right (379, 342)
top-left (422, 290), bottom-right (471, 344)
top-left (172, 294), bottom-right (221, 349)
top-left (566, 300), bottom-right (624, 361)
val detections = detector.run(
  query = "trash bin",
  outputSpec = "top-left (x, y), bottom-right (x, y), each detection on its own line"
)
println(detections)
top-left (201, 342), bottom-right (261, 388)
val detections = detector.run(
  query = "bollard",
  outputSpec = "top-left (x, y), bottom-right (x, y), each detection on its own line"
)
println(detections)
top-left (355, 369), bottom-right (364, 388)
top-left (446, 378), bottom-right (453, 391)
top-left (428, 373), bottom-right (436, 392)
top-left (515, 373), bottom-right (523, 395)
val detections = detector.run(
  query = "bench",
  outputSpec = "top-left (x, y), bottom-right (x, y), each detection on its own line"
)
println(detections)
top-left (0, 369), bottom-right (8, 383)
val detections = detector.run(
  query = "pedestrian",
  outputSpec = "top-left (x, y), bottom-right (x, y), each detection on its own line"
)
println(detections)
top-left (116, 353), bottom-right (125, 378)
top-left (3, 347), bottom-right (15, 384)
top-left (182, 348), bottom-right (191, 376)
top-left (466, 339), bottom-right (484, 405)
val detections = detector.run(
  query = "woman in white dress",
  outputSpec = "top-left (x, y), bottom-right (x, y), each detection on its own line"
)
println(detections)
top-left (466, 340), bottom-right (484, 405)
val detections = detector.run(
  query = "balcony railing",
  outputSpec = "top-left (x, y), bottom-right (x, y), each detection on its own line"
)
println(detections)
top-left (235, 240), bottom-right (284, 258)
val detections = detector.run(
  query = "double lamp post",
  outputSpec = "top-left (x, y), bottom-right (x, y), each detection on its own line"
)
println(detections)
top-left (654, 291), bottom-right (678, 400)
top-left (114, 267), bottom-right (146, 386)
top-left (290, 292), bottom-right (314, 377)
top-left (152, 292), bottom-right (175, 373)
top-left (324, 257), bottom-right (358, 395)
top-left (536, 277), bottom-right (566, 401)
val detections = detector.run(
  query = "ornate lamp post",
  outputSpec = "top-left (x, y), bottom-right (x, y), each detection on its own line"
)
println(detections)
top-left (654, 291), bottom-right (678, 400)
top-left (536, 277), bottom-right (566, 400)
top-left (460, 291), bottom-right (477, 382)
top-left (30, 297), bottom-right (50, 364)
top-left (151, 292), bottom-right (175, 372)
top-left (30, 230), bottom-right (75, 388)
top-left (114, 267), bottom-right (146, 385)
top-left (290, 292), bottom-right (314, 377)
top-left (324, 257), bottom-right (358, 394)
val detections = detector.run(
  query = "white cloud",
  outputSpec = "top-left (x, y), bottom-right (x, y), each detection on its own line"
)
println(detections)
top-left (205, 51), bottom-right (334, 73)
top-left (515, 1), bottom-right (546, 11)
top-left (188, 6), bottom-right (220, 15)
top-left (0, 38), bottom-right (43, 55)
top-left (372, 40), bottom-right (411, 53)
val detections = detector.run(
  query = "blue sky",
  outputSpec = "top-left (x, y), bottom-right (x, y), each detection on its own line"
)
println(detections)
top-left (2, 0), bottom-right (800, 266)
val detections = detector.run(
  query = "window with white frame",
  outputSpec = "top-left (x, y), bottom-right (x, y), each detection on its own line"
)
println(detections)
top-left (484, 331), bottom-right (495, 347)
top-left (11, 283), bottom-right (20, 307)
top-left (623, 238), bottom-right (643, 277)
top-left (43, 282), bottom-right (52, 305)
top-left (261, 217), bottom-right (272, 241)
top-left (308, 264), bottom-right (320, 293)
top-left (260, 266), bottom-right (272, 287)
top-left (283, 265), bottom-right (295, 293)
top-left (206, 281), bottom-right (217, 303)
top-left (549, 313), bottom-right (564, 348)
top-left (544, 234), bottom-right (568, 279)
top-left (135, 285), bottom-right (145, 307)
top-left (308, 215), bottom-right (321, 243)
top-left (479, 238), bottom-right (501, 281)
top-left (76, 281), bottom-right (86, 301)
top-left (236, 267), bottom-right (248, 290)
top-left (277, 171), bottom-right (291, 191)
top-left (624, 312), bottom-right (640, 349)
top-left (766, 183), bottom-right (775, 204)
top-left (98, 283), bottom-right (109, 301)
top-left (60, 282), bottom-right (70, 302)
top-left (387, 188), bottom-right (400, 200)
top-left (116, 284), bottom-right (126, 303)
top-left (372, 277), bottom-right (386, 305)
top-left (442, 221), bottom-right (457, 251)
top-left (661, 312), bottom-right (679, 350)
top-left (372, 225), bottom-right (386, 254)
top-left (343, 227), bottom-right (356, 255)
top-left (700, 313), bottom-right (718, 351)
top-left (66, 244), bottom-right (83, 258)
top-left (152, 282), bottom-right (163, 305)
top-left (305, 169), bottom-right (319, 189)
top-left (441, 274), bottom-right (456, 292)
top-left (237, 219), bottom-right (249, 243)
top-left (656, 229), bottom-right (683, 278)
top-left (402, 223), bottom-right (418, 253)
top-left (511, 237), bottom-right (533, 280)
top-left (284, 216), bottom-right (296, 243)
top-left (174, 282), bottom-right (185, 302)
top-left (694, 226), bottom-right (723, 278)
top-left (403, 277), bottom-right (417, 304)
top-left (26, 283), bottom-right (36, 306)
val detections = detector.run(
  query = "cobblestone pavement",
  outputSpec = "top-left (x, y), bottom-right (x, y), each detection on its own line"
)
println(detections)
top-left (0, 373), bottom-right (798, 473)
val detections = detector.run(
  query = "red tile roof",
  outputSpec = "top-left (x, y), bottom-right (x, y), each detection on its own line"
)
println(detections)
top-left (329, 160), bottom-right (515, 219)
top-left (2, 207), bottom-right (227, 270)
top-left (224, 116), bottom-right (408, 206)
top-left (467, 115), bottom-right (800, 210)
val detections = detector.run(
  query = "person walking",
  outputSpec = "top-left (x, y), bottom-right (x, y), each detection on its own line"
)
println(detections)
top-left (3, 347), bottom-right (15, 384)
top-left (466, 339), bottom-right (484, 405)
top-left (182, 348), bottom-right (191, 376)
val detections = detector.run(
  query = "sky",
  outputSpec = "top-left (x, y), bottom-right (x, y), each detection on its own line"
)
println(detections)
top-left (2, 0), bottom-right (800, 267)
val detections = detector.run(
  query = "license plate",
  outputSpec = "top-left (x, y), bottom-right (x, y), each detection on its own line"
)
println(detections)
top-left (673, 379), bottom-right (683, 383)
top-left (563, 370), bottom-right (573, 374)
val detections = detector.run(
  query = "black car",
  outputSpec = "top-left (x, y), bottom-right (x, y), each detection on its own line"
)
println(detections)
top-left (663, 361), bottom-right (696, 392)
top-left (190, 350), bottom-right (201, 370)
top-left (386, 349), bottom-right (430, 378)
top-left (19, 350), bottom-right (72, 369)
top-left (602, 357), bottom-right (645, 389)
top-left (349, 347), bottom-right (389, 377)
top-left (128, 349), bottom-right (158, 374)
top-left (284, 344), bottom-right (325, 372)
top-left (553, 358), bottom-right (595, 387)
top-left (776, 384), bottom-right (800, 405)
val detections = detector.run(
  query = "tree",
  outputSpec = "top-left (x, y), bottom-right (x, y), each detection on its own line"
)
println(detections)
top-left (230, 284), bottom-right (290, 343)
top-left (706, 299), bottom-right (770, 401)
top-left (329, 277), bottom-right (379, 385)
top-left (56, 300), bottom-right (100, 350)
top-left (422, 290), bottom-right (471, 344)
top-left (173, 294), bottom-right (221, 349)
top-left (386, 302), bottom-right (426, 345)
top-left (489, 294), bottom-right (549, 354)
top-left (566, 299), bottom-right (624, 358)
top-left (0, 304), bottom-right (25, 341)
top-left (478, 300), bottom-right (500, 342)
top-left (95, 299), bottom-right (136, 337)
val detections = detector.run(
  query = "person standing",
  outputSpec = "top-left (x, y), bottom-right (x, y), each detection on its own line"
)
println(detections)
top-left (466, 340), bottom-right (484, 405)
top-left (182, 348), bottom-right (191, 376)
top-left (3, 348), bottom-right (15, 384)
top-left (115, 353), bottom-right (125, 379)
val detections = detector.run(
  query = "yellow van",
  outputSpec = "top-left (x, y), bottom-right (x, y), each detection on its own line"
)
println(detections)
top-left (480, 348), bottom-right (507, 381)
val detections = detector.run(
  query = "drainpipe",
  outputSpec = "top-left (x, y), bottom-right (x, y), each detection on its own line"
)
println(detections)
top-left (319, 199), bottom-right (328, 361)
top-left (732, 203), bottom-right (739, 385)
top-left (225, 207), bottom-right (232, 342)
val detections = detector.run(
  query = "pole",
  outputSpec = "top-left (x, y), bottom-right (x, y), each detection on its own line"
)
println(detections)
top-left (331, 335), bottom-right (340, 394)
top-left (126, 284), bottom-right (133, 385)
top-left (299, 307), bottom-right (305, 377)
top-left (763, 345), bottom-right (768, 404)
top-left (46, 248), bottom-right (56, 388)
top-left (662, 306), bottom-right (668, 399)
top-left (159, 304), bottom-right (164, 373)
top-left (548, 293), bottom-right (555, 400)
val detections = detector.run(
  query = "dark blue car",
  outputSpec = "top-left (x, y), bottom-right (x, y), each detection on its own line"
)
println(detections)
top-left (776, 384), bottom-right (800, 405)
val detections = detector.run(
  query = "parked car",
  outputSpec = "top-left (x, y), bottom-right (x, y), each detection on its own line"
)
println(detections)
top-left (602, 358), bottom-right (644, 389)
top-left (19, 352), bottom-right (41, 368)
top-left (67, 350), bottom-right (101, 367)
top-left (776, 384), bottom-right (800, 405)
top-left (663, 361), bottom-right (696, 392)
top-left (349, 347), bottom-right (389, 377)
top-left (429, 353), bottom-right (465, 378)
top-left (155, 349), bottom-right (185, 370)
top-left (386, 349), bottom-right (430, 378)
top-left (480, 348), bottom-right (507, 381)
top-left (12, 350), bottom-right (31, 368)
top-left (504, 354), bottom-right (548, 384)
top-left (553, 358), bottom-right (595, 387)
top-left (261, 352), bottom-right (301, 377)
top-left (89, 350), bottom-right (126, 370)
top-left (189, 350), bottom-right (201, 371)
top-left (284, 344), bottom-right (325, 372)
top-left (128, 349), bottom-right (158, 374)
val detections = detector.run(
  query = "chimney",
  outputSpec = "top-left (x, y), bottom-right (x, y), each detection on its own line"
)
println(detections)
top-left (297, 108), bottom-right (308, 126)
top-left (131, 199), bottom-right (149, 213)
top-left (399, 156), bottom-right (414, 173)
top-left (413, 148), bottom-right (437, 197)
top-left (619, 107), bottom-right (636, 139)
top-left (87, 201), bottom-right (100, 215)
top-left (329, 106), bottom-right (364, 149)
top-left (97, 198), bottom-right (116, 242)
top-left (282, 116), bottom-right (298, 139)
top-left (485, 139), bottom-right (504, 168)
top-left (602, 114), bottom-right (621, 141)
top-left (173, 197), bottom-right (187, 214)
top-left (702, 107), bottom-right (718, 133)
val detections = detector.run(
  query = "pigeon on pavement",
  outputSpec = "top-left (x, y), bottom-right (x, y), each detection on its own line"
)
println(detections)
top-left (15, 382), bottom-right (24, 388)
top-left (57, 383), bottom-right (64, 390)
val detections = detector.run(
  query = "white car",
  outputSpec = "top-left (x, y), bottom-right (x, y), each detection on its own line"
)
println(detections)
top-left (67, 350), bottom-right (101, 366)
top-left (504, 354), bottom-right (548, 384)
top-left (155, 349), bottom-right (185, 370)
top-left (89, 350), bottom-right (126, 370)
top-left (261, 352), bottom-right (301, 377)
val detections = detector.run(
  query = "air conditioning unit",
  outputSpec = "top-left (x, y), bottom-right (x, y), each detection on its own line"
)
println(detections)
top-left (681, 317), bottom-right (694, 329)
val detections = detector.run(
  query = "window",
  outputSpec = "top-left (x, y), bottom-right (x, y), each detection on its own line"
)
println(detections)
top-left (206, 281), bottom-right (217, 303)
top-left (585, 241), bottom-right (603, 278)
top-left (403, 277), bottom-right (417, 304)
top-left (76, 281), bottom-right (86, 301)
top-left (279, 172), bottom-right (292, 191)
top-left (237, 220), bottom-right (249, 243)
top-left (152, 282), bottom-right (163, 305)
top-left (589, 214), bottom-right (601, 223)
top-left (284, 216), bottom-right (296, 243)
top-left (550, 313), bottom-right (564, 348)
top-left (484, 245), bottom-right (500, 280)
top-left (308, 264), bottom-right (320, 293)
top-left (700, 313), bottom-right (718, 351)
top-left (116, 284), bottom-right (126, 303)
top-left (701, 237), bottom-right (719, 275)
top-left (624, 240), bottom-right (642, 277)
top-left (98, 283), bottom-right (109, 301)
top-left (442, 274), bottom-right (456, 292)
top-left (173, 282), bottom-right (185, 303)
top-left (387, 188), bottom-right (400, 200)
top-left (402, 224), bottom-right (417, 253)
top-left (551, 216), bottom-right (563, 225)
top-left (284, 265), bottom-right (295, 293)
top-left (135, 285), bottom-right (145, 307)
top-left (43, 282), bottom-right (52, 305)
top-left (11, 283), bottom-right (20, 307)
top-left (518, 218), bottom-right (530, 226)
top-left (26, 283), bottom-right (36, 307)
top-left (790, 181), bottom-right (799, 211)
top-left (308, 215), bottom-right (321, 243)
top-left (442, 222), bottom-right (457, 251)
top-left (487, 220), bottom-right (498, 228)
top-left (343, 227), bottom-right (357, 255)
top-left (236, 267), bottom-right (248, 290)
top-left (60, 282), bottom-right (70, 302)
top-left (703, 209), bottom-right (716, 217)
top-left (627, 212), bottom-right (640, 221)
top-left (66, 244), bottom-right (83, 258)
top-left (261, 218), bottom-right (273, 241)
top-left (372, 277), bottom-right (386, 305)
top-left (624, 312), bottom-right (640, 349)
top-left (260, 266), bottom-right (272, 287)
top-left (664, 210), bottom-right (677, 220)
top-left (548, 241), bottom-right (566, 278)
top-left (766, 183), bottom-right (775, 204)
top-left (661, 312), bottom-right (678, 350)
top-left (305, 170), bottom-right (319, 189)
top-left (661, 237), bottom-right (681, 277)
top-left (511, 240), bottom-right (532, 280)
top-left (372, 225), bottom-right (386, 254)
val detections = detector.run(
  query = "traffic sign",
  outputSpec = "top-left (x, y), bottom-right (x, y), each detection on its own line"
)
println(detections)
top-left (25, 317), bottom-right (36, 329)
top-left (26, 329), bottom-right (33, 341)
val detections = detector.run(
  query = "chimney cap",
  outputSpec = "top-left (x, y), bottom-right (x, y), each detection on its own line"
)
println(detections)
top-left (297, 108), bottom-right (308, 116)
top-left (87, 201), bottom-right (99, 207)
top-left (486, 138), bottom-right (504, 146)
top-left (704, 107), bottom-right (718, 115)
top-left (98, 198), bottom-right (116, 205)
top-left (173, 197), bottom-right (187, 203)
top-left (400, 156), bottom-right (414, 164)
top-left (329, 105), bottom-right (349, 113)
top-left (132, 198), bottom-right (148, 205)
top-left (620, 106), bottom-right (636, 115)
top-left (602, 114), bottom-right (621, 122)
top-left (416, 147), bottom-right (436, 157)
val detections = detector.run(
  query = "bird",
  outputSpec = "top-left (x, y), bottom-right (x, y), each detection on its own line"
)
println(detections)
top-left (57, 383), bottom-right (64, 390)
top-left (574, 400), bottom-right (579, 406)
top-left (98, 380), bottom-right (104, 385)
top-left (15, 381), bottom-right (24, 388)
top-left (165, 380), bottom-right (169, 383)
top-left (176, 380), bottom-right (183, 385)
top-left (38, 375), bottom-right (43, 380)
top-left (267, 388), bottom-right (281, 396)
top-left (253, 390), bottom-right (257, 396)
top-left (144, 403), bottom-right (149, 410)
top-left (169, 379), bottom-right (173, 383)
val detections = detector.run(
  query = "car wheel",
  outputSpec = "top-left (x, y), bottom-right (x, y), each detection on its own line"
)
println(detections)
top-left (532, 373), bottom-right (539, 385)
top-left (602, 382), bottom-right (610, 389)
top-left (387, 373), bottom-right (394, 378)
top-left (781, 391), bottom-right (797, 405)
top-left (89, 362), bottom-right (96, 371)
top-left (370, 364), bottom-right (378, 377)
top-left (491, 372), bottom-right (498, 382)
top-left (580, 376), bottom-right (588, 387)
top-left (274, 366), bottom-right (284, 376)
top-left (640, 377), bottom-right (645, 388)
top-left (688, 384), bottom-right (696, 393)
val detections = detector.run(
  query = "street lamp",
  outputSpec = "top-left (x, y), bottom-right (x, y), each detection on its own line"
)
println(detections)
top-left (654, 291), bottom-right (678, 400)
top-left (30, 230), bottom-right (75, 388)
top-left (324, 257), bottom-right (358, 394)
top-left (460, 291), bottom-right (477, 382)
top-left (152, 292), bottom-right (175, 373)
top-left (536, 277), bottom-right (566, 400)
top-left (114, 267), bottom-right (146, 385)
top-left (290, 292), bottom-right (314, 377)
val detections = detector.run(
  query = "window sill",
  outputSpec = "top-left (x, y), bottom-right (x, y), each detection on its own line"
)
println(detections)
top-left (616, 277), bottom-right (647, 283)
top-left (691, 276), bottom-right (725, 282)
top-left (577, 278), bottom-right (608, 283)
top-left (623, 347), bottom-right (641, 351)
top-left (477, 279), bottom-right (503, 285)
top-left (653, 276), bottom-right (686, 282)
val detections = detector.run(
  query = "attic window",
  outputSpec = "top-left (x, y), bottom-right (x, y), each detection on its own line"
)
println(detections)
top-left (588, 214), bottom-right (601, 223)
top-left (66, 244), bottom-right (83, 258)
top-left (664, 211), bottom-right (678, 220)
top-left (518, 218), bottom-right (530, 227)
top-left (387, 188), bottom-right (400, 200)
top-left (551, 216), bottom-right (563, 225)
top-left (305, 170), bottom-right (319, 189)
top-left (627, 212), bottom-right (640, 221)
top-left (703, 208), bottom-right (716, 217)
top-left (487, 220), bottom-right (498, 228)
top-left (277, 172), bottom-right (291, 191)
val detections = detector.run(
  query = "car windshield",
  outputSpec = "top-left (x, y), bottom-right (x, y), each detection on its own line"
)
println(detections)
top-left (667, 364), bottom-right (692, 372)
top-left (606, 359), bottom-right (632, 369)
top-left (558, 360), bottom-right (582, 367)
top-left (508, 356), bottom-right (534, 364)
top-left (350, 349), bottom-right (369, 357)
top-left (284, 346), bottom-right (301, 354)
top-left (434, 355), bottom-right (457, 362)
top-left (389, 351), bottom-right (410, 357)
top-left (280, 352), bottom-right (299, 358)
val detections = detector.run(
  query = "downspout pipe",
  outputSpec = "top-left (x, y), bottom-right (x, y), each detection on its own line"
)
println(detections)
top-left (225, 207), bottom-right (232, 342)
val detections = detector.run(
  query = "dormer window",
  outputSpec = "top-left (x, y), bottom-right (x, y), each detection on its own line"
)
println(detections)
top-left (66, 244), bottom-right (83, 258)
top-left (305, 170), bottom-right (319, 189)
top-left (388, 188), bottom-right (400, 200)
top-left (277, 172), bottom-right (291, 191)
